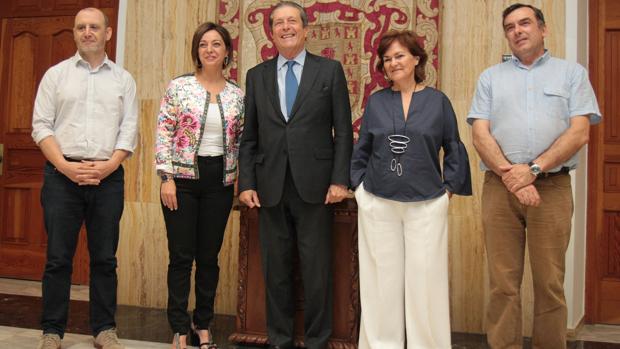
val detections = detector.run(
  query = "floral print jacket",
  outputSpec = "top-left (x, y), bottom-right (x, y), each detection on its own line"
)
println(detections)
top-left (155, 74), bottom-right (244, 185)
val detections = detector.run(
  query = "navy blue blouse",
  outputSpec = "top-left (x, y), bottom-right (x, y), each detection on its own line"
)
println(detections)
top-left (351, 87), bottom-right (472, 202)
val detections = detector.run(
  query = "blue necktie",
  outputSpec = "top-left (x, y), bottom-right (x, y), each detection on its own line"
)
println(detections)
top-left (285, 60), bottom-right (298, 120)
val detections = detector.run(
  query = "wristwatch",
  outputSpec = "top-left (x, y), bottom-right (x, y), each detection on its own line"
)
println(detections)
top-left (160, 173), bottom-right (173, 182)
top-left (528, 161), bottom-right (542, 177)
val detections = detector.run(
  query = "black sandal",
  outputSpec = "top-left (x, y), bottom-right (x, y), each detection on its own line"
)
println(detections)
top-left (190, 324), bottom-right (216, 349)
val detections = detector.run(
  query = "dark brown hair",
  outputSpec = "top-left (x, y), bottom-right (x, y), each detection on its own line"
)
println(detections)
top-left (502, 3), bottom-right (546, 29)
top-left (191, 22), bottom-right (233, 70)
top-left (376, 30), bottom-right (427, 84)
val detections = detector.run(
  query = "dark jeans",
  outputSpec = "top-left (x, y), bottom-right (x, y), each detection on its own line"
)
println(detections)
top-left (163, 156), bottom-right (233, 334)
top-left (40, 162), bottom-right (124, 338)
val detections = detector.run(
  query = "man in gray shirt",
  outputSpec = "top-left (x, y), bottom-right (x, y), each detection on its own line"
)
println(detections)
top-left (31, 7), bottom-right (137, 349)
top-left (468, 3), bottom-right (600, 348)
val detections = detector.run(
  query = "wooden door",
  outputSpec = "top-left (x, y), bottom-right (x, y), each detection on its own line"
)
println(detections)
top-left (586, 0), bottom-right (620, 324)
top-left (0, 0), bottom-right (118, 285)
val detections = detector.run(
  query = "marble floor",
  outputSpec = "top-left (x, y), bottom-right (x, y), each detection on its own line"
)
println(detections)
top-left (2, 278), bottom-right (620, 348)
top-left (0, 326), bottom-right (172, 349)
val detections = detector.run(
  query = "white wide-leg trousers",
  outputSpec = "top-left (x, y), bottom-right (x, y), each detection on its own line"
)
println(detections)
top-left (355, 184), bottom-right (451, 349)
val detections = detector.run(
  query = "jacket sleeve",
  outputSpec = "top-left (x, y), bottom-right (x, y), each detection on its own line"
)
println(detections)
top-left (237, 69), bottom-right (259, 192)
top-left (154, 81), bottom-right (178, 175)
top-left (329, 61), bottom-right (353, 187)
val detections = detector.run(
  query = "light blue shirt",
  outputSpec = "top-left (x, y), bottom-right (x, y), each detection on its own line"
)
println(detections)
top-left (467, 51), bottom-right (601, 172)
top-left (277, 50), bottom-right (306, 118)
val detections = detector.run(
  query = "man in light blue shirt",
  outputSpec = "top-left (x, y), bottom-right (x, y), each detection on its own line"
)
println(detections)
top-left (468, 3), bottom-right (601, 349)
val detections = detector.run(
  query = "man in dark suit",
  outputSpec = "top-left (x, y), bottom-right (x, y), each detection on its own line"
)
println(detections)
top-left (238, 2), bottom-right (352, 348)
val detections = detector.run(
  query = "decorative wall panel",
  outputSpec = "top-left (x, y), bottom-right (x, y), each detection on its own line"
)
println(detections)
top-left (8, 32), bottom-right (36, 132)
top-left (219, 0), bottom-right (440, 138)
top-left (604, 30), bottom-right (619, 143)
top-left (605, 157), bottom-right (620, 193)
top-left (605, 211), bottom-right (620, 277)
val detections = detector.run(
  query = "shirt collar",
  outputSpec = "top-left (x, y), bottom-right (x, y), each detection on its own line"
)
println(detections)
top-left (73, 51), bottom-right (111, 71)
top-left (510, 49), bottom-right (550, 69)
top-left (277, 49), bottom-right (307, 71)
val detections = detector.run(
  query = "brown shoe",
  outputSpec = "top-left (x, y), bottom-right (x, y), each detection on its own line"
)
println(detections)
top-left (37, 333), bottom-right (61, 349)
top-left (93, 328), bottom-right (124, 349)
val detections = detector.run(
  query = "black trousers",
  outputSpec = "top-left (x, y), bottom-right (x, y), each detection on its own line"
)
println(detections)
top-left (162, 156), bottom-right (233, 334)
top-left (259, 169), bottom-right (333, 349)
top-left (40, 162), bottom-right (124, 338)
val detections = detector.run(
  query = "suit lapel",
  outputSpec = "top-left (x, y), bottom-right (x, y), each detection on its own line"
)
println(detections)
top-left (289, 53), bottom-right (320, 121)
top-left (262, 58), bottom-right (286, 122)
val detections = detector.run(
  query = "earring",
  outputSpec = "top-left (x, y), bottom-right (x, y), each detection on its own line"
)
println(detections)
top-left (224, 57), bottom-right (230, 66)
top-left (196, 59), bottom-right (202, 69)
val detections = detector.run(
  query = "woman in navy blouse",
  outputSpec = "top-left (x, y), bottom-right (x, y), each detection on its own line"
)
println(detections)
top-left (351, 30), bottom-right (472, 348)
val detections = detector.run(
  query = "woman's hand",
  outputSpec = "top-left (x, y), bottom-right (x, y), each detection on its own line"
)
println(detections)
top-left (161, 180), bottom-right (178, 210)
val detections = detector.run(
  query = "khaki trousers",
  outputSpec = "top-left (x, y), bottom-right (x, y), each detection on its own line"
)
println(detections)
top-left (482, 172), bottom-right (573, 349)
top-left (356, 184), bottom-right (451, 349)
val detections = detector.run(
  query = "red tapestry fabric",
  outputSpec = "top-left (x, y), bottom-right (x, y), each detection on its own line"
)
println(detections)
top-left (218, 0), bottom-right (441, 139)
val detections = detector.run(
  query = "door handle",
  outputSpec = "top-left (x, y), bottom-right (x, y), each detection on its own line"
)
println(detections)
top-left (0, 143), bottom-right (3, 176)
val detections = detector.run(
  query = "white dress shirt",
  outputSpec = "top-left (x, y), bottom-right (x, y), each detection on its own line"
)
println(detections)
top-left (32, 52), bottom-right (138, 160)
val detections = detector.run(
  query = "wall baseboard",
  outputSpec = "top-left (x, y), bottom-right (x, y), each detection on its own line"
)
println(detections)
top-left (567, 315), bottom-right (585, 339)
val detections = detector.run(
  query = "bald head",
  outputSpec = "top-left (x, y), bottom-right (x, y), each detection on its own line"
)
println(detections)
top-left (73, 7), bottom-right (112, 59)
top-left (76, 7), bottom-right (109, 27)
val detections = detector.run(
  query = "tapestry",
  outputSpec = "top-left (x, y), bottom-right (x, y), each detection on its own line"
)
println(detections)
top-left (217, 0), bottom-right (441, 135)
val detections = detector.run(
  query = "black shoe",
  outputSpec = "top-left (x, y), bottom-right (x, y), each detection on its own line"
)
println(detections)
top-left (190, 324), bottom-right (216, 349)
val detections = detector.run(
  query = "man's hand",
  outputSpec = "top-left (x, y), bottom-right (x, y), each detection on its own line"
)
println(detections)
top-left (58, 161), bottom-right (100, 185)
top-left (160, 181), bottom-right (178, 210)
top-left (80, 159), bottom-right (121, 182)
top-left (239, 190), bottom-right (261, 208)
top-left (325, 184), bottom-right (348, 204)
top-left (514, 184), bottom-right (541, 207)
top-left (501, 163), bottom-right (536, 193)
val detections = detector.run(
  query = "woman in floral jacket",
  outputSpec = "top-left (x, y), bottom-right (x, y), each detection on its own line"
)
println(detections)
top-left (155, 22), bottom-right (243, 349)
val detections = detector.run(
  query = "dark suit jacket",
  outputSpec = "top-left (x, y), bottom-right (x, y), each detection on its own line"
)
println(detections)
top-left (238, 52), bottom-right (353, 207)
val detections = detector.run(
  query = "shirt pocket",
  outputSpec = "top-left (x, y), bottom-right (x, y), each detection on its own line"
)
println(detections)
top-left (542, 86), bottom-right (570, 118)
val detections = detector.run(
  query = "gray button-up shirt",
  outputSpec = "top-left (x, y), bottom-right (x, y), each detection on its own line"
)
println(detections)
top-left (32, 52), bottom-right (138, 160)
top-left (467, 51), bottom-right (601, 172)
